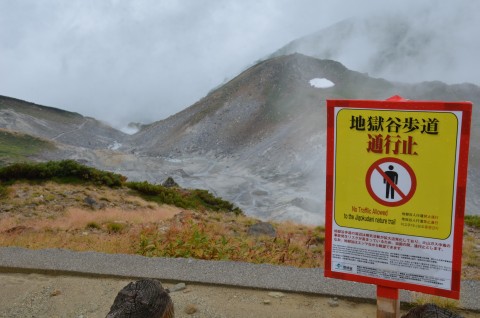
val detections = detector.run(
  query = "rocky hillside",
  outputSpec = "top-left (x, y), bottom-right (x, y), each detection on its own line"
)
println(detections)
top-left (129, 53), bottom-right (427, 157)
top-left (129, 54), bottom-right (480, 156)
top-left (0, 95), bottom-right (126, 150)
top-left (122, 54), bottom-right (479, 223)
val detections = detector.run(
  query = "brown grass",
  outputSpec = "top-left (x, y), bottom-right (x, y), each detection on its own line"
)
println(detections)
top-left (0, 182), bottom-right (479, 275)
top-left (0, 182), bottom-right (183, 254)
top-left (0, 206), bottom-right (180, 231)
top-left (137, 210), bottom-right (324, 268)
top-left (462, 227), bottom-right (480, 280)
top-left (0, 230), bottom-right (137, 253)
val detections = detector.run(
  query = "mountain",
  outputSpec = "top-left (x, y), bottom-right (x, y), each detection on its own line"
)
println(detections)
top-left (130, 54), bottom-right (480, 157)
top-left (123, 53), bottom-right (480, 223)
top-left (0, 95), bottom-right (126, 150)
top-left (270, 14), bottom-right (480, 86)
top-left (1, 54), bottom-right (479, 224)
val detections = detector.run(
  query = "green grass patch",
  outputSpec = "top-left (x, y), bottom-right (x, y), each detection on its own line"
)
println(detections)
top-left (86, 222), bottom-right (101, 230)
top-left (465, 215), bottom-right (480, 229)
top-left (0, 130), bottom-right (55, 165)
top-left (107, 222), bottom-right (126, 233)
top-left (0, 160), bottom-right (126, 187)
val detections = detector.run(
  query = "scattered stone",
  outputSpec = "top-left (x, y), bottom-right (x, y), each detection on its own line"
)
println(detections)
top-left (4, 225), bottom-right (30, 234)
top-left (84, 196), bottom-right (97, 208)
top-left (162, 177), bottom-right (179, 188)
top-left (170, 282), bottom-right (186, 292)
top-left (247, 222), bottom-right (276, 237)
top-left (263, 299), bottom-right (271, 305)
top-left (184, 304), bottom-right (198, 315)
top-left (268, 292), bottom-right (285, 299)
top-left (50, 289), bottom-right (61, 297)
top-left (328, 297), bottom-right (339, 307)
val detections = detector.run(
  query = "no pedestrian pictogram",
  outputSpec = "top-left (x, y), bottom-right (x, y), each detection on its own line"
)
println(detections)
top-left (365, 157), bottom-right (417, 207)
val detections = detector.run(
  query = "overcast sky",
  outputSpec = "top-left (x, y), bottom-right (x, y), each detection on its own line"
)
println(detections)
top-left (0, 0), bottom-right (478, 130)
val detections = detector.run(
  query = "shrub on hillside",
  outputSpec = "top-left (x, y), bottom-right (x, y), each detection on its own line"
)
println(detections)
top-left (127, 181), bottom-right (242, 215)
top-left (0, 160), bottom-right (126, 187)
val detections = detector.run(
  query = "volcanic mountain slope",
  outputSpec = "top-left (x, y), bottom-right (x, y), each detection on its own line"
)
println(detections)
top-left (129, 53), bottom-right (480, 157)
top-left (129, 54), bottom-right (394, 156)
top-left (124, 53), bottom-right (480, 223)
top-left (0, 95), bottom-right (126, 150)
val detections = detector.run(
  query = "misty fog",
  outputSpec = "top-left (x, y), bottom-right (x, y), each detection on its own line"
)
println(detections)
top-left (0, 0), bottom-right (478, 128)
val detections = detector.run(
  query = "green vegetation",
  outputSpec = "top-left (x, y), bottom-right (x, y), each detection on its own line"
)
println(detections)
top-left (0, 130), bottom-right (55, 165)
top-left (107, 222), bottom-right (126, 234)
top-left (0, 160), bottom-right (126, 187)
top-left (86, 222), bottom-right (101, 230)
top-left (127, 181), bottom-right (243, 215)
top-left (0, 160), bottom-right (242, 215)
top-left (465, 215), bottom-right (480, 229)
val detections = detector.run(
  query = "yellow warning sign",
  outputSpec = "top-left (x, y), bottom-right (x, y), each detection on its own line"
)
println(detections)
top-left (334, 108), bottom-right (459, 239)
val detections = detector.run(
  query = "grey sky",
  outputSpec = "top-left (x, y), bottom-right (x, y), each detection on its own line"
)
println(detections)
top-left (0, 0), bottom-right (478, 129)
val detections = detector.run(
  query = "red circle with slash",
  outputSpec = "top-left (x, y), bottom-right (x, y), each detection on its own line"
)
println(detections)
top-left (365, 157), bottom-right (417, 207)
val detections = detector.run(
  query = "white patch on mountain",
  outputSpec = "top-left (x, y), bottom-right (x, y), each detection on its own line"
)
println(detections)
top-left (309, 78), bottom-right (335, 88)
top-left (108, 141), bottom-right (122, 150)
top-left (120, 126), bottom-right (140, 135)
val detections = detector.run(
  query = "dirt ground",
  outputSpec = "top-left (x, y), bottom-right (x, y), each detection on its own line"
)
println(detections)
top-left (0, 273), bottom-right (479, 318)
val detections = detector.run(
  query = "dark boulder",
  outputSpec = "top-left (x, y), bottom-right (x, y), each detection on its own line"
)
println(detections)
top-left (247, 222), bottom-right (276, 237)
top-left (106, 279), bottom-right (174, 318)
top-left (162, 177), bottom-right (179, 188)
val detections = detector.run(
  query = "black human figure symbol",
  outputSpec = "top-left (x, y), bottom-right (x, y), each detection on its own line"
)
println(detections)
top-left (384, 165), bottom-right (398, 199)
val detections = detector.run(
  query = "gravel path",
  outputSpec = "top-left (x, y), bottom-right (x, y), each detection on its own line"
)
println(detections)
top-left (1, 247), bottom-right (479, 317)
top-left (2, 273), bottom-right (480, 318)
top-left (0, 273), bottom-right (387, 318)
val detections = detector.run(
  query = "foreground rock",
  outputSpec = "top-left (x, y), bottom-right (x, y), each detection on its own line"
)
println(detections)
top-left (107, 279), bottom-right (174, 318)
top-left (402, 303), bottom-right (463, 318)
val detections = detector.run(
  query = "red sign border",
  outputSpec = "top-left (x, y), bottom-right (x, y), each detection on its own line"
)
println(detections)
top-left (324, 98), bottom-right (472, 299)
top-left (365, 157), bottom-right (417, 207)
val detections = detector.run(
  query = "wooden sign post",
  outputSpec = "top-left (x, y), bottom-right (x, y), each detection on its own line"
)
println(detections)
top-left (377, 286), bottom-right (400, 318)
top-left (324, 96), bottom-right (472, 317)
